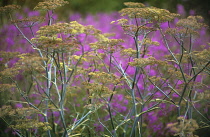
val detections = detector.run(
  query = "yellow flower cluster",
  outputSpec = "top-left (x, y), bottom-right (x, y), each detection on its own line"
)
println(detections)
top-left (90, 38), bottom-right (124, 53)
top-left (0, 106), bottom-right (42, 118)
top-left (36, 21), bottom-right (85, 36)
top-left (0, 84), bottom-right (16, 92)
top-left (111, 19), bottom-right (128, 25)
top-left (83, 25), bottom-right (101, 35)
top-left (129, 57), bottom-right (157, 67)
top-left (82, 82), bottom-right (112, 98)
top-left (140, 38), bottom-right (160, 46)
top-left (81, 72), bottom-right (124, 98)
top-left (167, 69), bottom-right (191, 81)
top-left (167, 117), bottom-right (199, 137)
top-left (0, 67), bottom-right (20, 79)
top-left (72, 55), bottom-right (87, 62)
top-left (84, 101), bottom-right (105, 110)
top-left (112, 20), bottom-right (156, 36)
top-left (197, 90), bottom-right (210, 100)
top-left (119, 2), bottom-right (180, 22)
top-left (31, 21), bottom-right (87, 50)
top-left (166, 16), bottom-right (208, 37)
top-left (34, 0), bottom-right (69, 10)
top-left (193, 48), bottom-right (210, 63)
top-left (0, 105), bottom-right (52, 132)
top-left (10, 119), bottom-right (52, 131)
top-left (0, 51), bottom-right (20, 61)
top-left (149, 76), bottom-right (166, 84)
top-left (0, 105), bottom-right (13, 117)
top-left (88, 71), bottom-right (122, 85)
top-left (11, 16), bottom-right (45, 27)
top-left (165, 28), bottom-right (199, 37)
top-left (121, 48), bottom-right (137, 57)
top-left (74, 53), bottom-right (107, 74)
top-left (69, 21), bottom-right (85, 34)
top-left (124, 2), bottom-right (145, 8)
top-left (176, 16), bottom-right (207, 30)
top-left (14, 107), bottom-right (41, 116)
top-left (95, 34), bottom-right (109, 42)
top-left (15, 53), bottom-right (46, 73)
top-left (0, 5), bottom-right (21, 14)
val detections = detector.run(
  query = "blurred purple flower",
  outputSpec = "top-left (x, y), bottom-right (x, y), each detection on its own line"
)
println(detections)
top-left (94, 123), bottom-right (104, 132)
top-left (189, 10), bottom-right (196, 15)
top-left (123, 99), bottom-right (129, 105)
top-left (15, 103), bottom-right (23, 108)
top-left (177, 4), bottom-right (186, 16)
